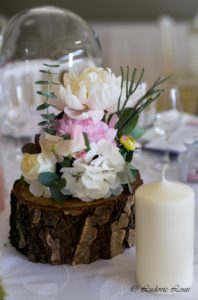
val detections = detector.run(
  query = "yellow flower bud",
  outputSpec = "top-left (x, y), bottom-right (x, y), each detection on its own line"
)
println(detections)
top-left (119, 135), bottom-right (136, 151)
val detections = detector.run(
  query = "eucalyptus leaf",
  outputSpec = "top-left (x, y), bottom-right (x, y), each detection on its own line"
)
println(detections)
top-left (38, 120), bottom-right (48, 126)
top-left (44, 128), bottom-right (56, 135)
top-left (41, 113), bottom-right (56, 120)
top-left (39, 70), bottom-right (58, 75)
top-left (38, 172), bottom-right (59, 187)
top-left (51, 178), bottom-right (66, 191)
top-left (36, 103), bottom-right (50, 111)
top-left (43, 63), bottom-right (60, 68)
top-left (37, 91), bottom-right (57, 99)
top-left (130, 168), bottom-right (138, 178)
top-left (50, 188), bottom-right (68, 202)
top-left (35, 80), bottom-right (60, 85)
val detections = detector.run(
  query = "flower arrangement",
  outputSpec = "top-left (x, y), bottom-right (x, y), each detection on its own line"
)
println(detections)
top-left (20, 65), bottom-right (167, 202)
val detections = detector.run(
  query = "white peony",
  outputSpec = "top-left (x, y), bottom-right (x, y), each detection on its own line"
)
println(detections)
top-left (50, 67), bottom-right (146, 122)
top-left (50, 67), bottom-right (121, 122)
top-left (61, 140), bottom-right (128, 201)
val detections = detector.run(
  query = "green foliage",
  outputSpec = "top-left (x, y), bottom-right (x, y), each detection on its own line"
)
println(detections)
top-left (38, 172), bottom-right (68, 202)
top-left (36, 103), bottom-right (50, 111)
top-left (37, 90), bottom-right (57, 99)
top-left (131, 126), bottom-right (145, 140)
top-left (49, 188), bottom-right (68, 202)
top-left (83, 133), bottom-right (91, 151)
top-left (116, 108), bottom-right (138, 137)
top-left (60, 157), bottom-right (73, 168)
top-left (38, 172), bottom-right (59, 186)
top-left (36, 64), bottom-right (60, 134)
top-left (119, 145), bottom-right (134, 163)
top-left (115, 67), bottom-right (170, 137)
top-left (61, 134), bottom-right (71, 140)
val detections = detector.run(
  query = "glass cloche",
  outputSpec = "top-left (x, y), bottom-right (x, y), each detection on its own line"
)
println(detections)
top-left (0, 6), bottom-right (102, 191)
top-left (0, 6), bottom-right (102, 136)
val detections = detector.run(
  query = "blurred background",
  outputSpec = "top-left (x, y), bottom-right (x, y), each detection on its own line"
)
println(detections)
top-left (1, 1), bottom-right (198, 108)
top-left (1, 0), bottom-right (198, 21)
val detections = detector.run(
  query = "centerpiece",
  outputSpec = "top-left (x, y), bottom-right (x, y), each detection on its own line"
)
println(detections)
top-left (9, 65), bottom-right (166, 265)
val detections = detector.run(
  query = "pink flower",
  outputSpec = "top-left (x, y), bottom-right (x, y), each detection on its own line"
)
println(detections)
top-left (57, 115), bottom-right (117, 144)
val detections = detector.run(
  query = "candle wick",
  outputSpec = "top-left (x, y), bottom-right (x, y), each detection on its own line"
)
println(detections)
top-left (162, 164), bottom-right (168, 182)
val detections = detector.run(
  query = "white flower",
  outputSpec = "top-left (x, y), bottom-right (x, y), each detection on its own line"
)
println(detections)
top-left (50, 67), bottom-right (146, 122)
top-left (61, 140), bottom-right (128, 201)
top-left (21, 153), bottom-right (56, 181)
top-left (107, 82), bottom-right (147, 114)
top-left (29, 180), bottom-right (51, 198)
top-left (50, 67), bottom-right (121, 122)
top-left (21, 152), bottom-right (57, 197)
top-left (39, 131), bottom-right (86, 159)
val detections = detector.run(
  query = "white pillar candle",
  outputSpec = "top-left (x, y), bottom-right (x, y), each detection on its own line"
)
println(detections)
top-left (135, 178), bottom-right (194, 294)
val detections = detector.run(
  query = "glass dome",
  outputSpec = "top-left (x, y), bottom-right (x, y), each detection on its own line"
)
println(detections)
top-left (0, 6), bottom-right (102, 191)
top-left (0, 6), bottom-right (102, 67)
top-left (0, 6), bottom-right (102, 135)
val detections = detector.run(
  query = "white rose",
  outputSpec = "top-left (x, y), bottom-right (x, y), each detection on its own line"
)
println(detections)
top-left (21, 152), bottom-right (57, 181)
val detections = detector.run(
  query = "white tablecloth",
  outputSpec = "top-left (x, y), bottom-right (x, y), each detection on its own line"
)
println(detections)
top-left (0, 150), bottom-right (198, 300)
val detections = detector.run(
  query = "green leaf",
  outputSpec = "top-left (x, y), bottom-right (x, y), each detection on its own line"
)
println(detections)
top-left (36, 103), bottom-right (50, 111)
top-left (37, 91), bottom-right (57, 99)
top-left (41, 113), bottom-right (56, 120)
top-left (51, 178), bottom-right (66, 190)
top-left (83, 132), bottom-right (90, 151)
top-left (61, 134), bottom-right (71, 140)
top-left (126, 151), bottom-right (133, 163)
top-left (39, 70), bottom-right (58, 75)
top-left (117, 109), bottom-right (138, 137)
top-left (50, 188), bottom-right (68, 202)
top-left (130, 168), bottom-right (138, 178)
top-left (60, 157), bottom-right (72, 168)
top-left (38, 120), bottom-right (48, 126)
top-left (119, 146), bottom-right (127, 160)
top-left (131, 126), bottom-right (145, 140)
top-left (43, 63), bottom-right (60, 68)
top-left (38, 172), bottom-right (59, 187)
top-left (44, 128), bottom-right (56, 135)
top-left (35, 80), bottom-right (50, 84)
top-left (35, 80), bottom-right (60, 85)
top-left (116, 107), bottom-right (132, 129)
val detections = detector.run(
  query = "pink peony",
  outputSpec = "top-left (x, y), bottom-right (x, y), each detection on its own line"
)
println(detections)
top-left (57, 114), bottom-right (117, 144)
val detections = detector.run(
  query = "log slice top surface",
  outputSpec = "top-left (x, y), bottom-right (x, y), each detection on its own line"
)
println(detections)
top-left (11, 175), bottom-right (142, 212)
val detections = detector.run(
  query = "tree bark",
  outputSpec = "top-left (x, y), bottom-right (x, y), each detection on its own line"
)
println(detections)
top-left (10, 175), bottom-right (142, 265)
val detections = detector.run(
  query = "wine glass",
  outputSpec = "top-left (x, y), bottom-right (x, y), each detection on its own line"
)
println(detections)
top-left (153, 85), bottom-right (183, 171)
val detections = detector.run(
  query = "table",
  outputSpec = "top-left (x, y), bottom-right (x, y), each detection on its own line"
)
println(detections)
top-left (0, 150), bottom-right (198, 300)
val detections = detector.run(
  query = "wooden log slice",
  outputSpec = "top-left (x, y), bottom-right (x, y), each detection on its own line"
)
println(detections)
top-left (10, 174), bottom-right (142, 265)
